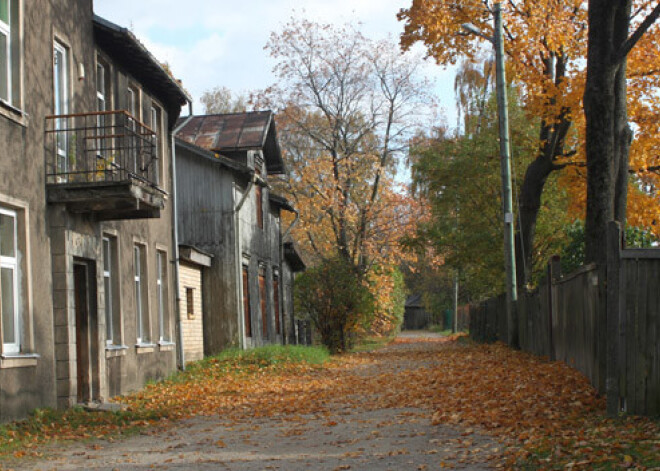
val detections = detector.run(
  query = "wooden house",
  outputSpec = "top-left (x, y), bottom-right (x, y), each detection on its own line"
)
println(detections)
top-left (175, 111), bottom-right (297, 353)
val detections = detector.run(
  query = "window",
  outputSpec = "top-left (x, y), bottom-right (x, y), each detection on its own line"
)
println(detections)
top-left (259, 268), bottom-right (267, 339)
top-left (0, 0), bottom-right (19, 109)
top-left (134, 244), bottom-right (149, 343)
top-left (102, 236), bottom-right (120, 346)
top-left (127, 85), bottom-right (139, 120)
top-left (242, 265), bottom-right (251, 338)
top-left (156, 250), bottom-right (169, 342)
top-left (127, 85), bottom-right (140, 174)
top-left (96, 62), bottom-right (105, 113)
top-left (0, 208), bottom-right (18, 353)
top-left (53, 40), bottom-right (69, 176)
top-left (273, 272), bottom-right (281, 335)
top-left (0, 0), bottom-right (11, 102)
top-left (186, 288), bottom-right (195, 320)
top-left (150, 105), bottom-right (162, 185)
top-left (256, 185), bottom-right (263, 230)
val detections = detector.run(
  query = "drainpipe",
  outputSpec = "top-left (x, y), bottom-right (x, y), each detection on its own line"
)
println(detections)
top-left (234, 172), bottom-right (256, 349)
top-left (171, 112), bottom-right (194, 370)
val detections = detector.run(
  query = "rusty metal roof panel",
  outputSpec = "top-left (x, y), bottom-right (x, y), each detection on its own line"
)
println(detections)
top-left (175, 111), bottom-right (285, 174)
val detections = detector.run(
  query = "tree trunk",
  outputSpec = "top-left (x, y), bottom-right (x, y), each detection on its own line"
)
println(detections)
top-left (515, 154), bottom-right (555, 288)
top-left (613, 3), bottom-right (633, 226)
top-left (584, 0), bottom-right (618, 267)
top-left (584, 0), bottom-right (631, 266)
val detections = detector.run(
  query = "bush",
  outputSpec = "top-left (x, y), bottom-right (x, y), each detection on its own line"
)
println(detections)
top-left (295, 258), bottom-right (373, 353)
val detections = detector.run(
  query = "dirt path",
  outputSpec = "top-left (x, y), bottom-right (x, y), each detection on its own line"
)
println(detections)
top-left (16, 336), bottom-right (501, 470)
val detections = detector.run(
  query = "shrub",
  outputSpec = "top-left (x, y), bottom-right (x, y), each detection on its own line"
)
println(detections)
top-left (295, 258), bottom-right (373, 353)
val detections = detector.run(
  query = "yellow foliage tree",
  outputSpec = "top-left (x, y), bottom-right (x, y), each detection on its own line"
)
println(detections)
top-left (399, 0), bottom-right (660, 276)
top-left (261, 18), bottom-right (435, 335)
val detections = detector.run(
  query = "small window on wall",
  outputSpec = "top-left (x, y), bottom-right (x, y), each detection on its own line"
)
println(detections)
top-left (103, 236), bottom-right (120, 346)
top-left (150, 105), bottom-right (162, 185)
top-left (53, 40), bottom-right (69, 177)
top-left (0, 208), bottom-right (18, 353)
top-left (0, 0), bottom-right (19, 107)
top-left (156, 250), bottom-right (169, 342)
top-left (186, 288), bottom-right (194, 320)
top-left (134, 244), bottom-right (149, 344)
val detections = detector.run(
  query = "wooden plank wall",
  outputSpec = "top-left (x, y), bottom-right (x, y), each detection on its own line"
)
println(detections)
top-left (620, 254), bottom-right (660, 416)
top-left (553, 265), bottom-right (602, 392)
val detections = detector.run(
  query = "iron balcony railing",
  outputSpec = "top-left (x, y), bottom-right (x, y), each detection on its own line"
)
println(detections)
top-left (45, 110), bottom-right (162, 189)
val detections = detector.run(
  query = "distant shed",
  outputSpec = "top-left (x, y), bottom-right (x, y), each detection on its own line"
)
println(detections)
top-left (403, 294), bottom-right (432, 330)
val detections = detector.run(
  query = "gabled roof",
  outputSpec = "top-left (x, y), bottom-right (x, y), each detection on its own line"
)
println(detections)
top-left (93, 15), bottom-right (190, 112)
top-left (175, 111), bottom-right (285, 175)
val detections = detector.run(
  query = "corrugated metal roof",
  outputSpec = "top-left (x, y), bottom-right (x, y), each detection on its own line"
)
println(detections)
top-left (175, 111), bottom-right (285, 174)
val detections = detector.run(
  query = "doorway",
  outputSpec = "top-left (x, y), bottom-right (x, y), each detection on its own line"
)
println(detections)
top-left (74, 262), bottom-right (92, 403)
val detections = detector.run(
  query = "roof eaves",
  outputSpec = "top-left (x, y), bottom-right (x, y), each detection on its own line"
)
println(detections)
top-left (175, 137), bottom-right (252, 176)
top-left (93, 14), bottom-right (191, 105)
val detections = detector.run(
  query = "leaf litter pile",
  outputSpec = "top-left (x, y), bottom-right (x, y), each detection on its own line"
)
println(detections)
top-left (1, 337), bottom-right (659, 469)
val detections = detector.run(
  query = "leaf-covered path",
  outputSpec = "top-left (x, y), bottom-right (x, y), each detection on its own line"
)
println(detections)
top-left (17, 334), bottom-right (499, 470)
top-left (7, 333), bottom-right (660, 470)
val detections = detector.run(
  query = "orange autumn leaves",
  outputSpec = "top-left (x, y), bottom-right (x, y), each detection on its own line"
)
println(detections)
top-left (399, 0), bottom-right (660, 236)
top-left (1, 338), bottom-right (659, 469)
top-left (262, 18), bottom-right (437, 335)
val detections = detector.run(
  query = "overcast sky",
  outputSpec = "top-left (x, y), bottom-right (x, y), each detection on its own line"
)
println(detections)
top-left (94, 0), bottom-right (457, 125)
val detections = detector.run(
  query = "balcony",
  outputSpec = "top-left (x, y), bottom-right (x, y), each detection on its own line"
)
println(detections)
top-left (45, 110), bottom-right (166, 220)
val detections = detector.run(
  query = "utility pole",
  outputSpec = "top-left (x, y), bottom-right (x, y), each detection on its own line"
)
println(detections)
top-left (463, 2), bottom-right (518, 345)
top-left (493, 2), bottom-right (518, 345)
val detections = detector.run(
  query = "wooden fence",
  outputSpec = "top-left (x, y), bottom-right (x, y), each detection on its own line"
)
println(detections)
top-left (469, 222), bottom-right (660, 416)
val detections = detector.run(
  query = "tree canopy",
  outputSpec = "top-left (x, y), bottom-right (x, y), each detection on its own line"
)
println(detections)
top-left (399, 0), bottom-right (660, 275)
top-left (260, 18), bottom-right (436, 335)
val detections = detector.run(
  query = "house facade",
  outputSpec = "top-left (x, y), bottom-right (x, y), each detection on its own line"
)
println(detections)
top-left (0, 0), bottom-right (188, 421)
top-left (175, 112), bottom-right (295, 353)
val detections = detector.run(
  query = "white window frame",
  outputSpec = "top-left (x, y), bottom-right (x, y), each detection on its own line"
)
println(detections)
top-left (103, 237), bottom-right (113, 345)
top-left (134, 244), bottom-right (149, 344)
top-left (53, 40), bottom-right (69, 177)
top-left (0, 0), bottom-right (11, 103)
top-left (96, 62), bottom-right (105, 113)
top-left (0, 207), bottom-right (19, 353)
top-left (156, 250), bottom-right (167, 342)
top-left (150, 105), bottom-right (161, 185)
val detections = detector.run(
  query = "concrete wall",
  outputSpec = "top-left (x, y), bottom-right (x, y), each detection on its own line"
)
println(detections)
top-left (0, 0), bottom-right (179, 421)
top-left (48, 32), bottom-right (178, 407)
top-left (179, 263), bottom-right (204, 363)
top-left (0, 0), bottom-right (100, 422)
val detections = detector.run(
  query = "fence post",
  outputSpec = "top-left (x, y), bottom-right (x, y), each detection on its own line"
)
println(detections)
top-left (606, 221), bottom-right (622, 416)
